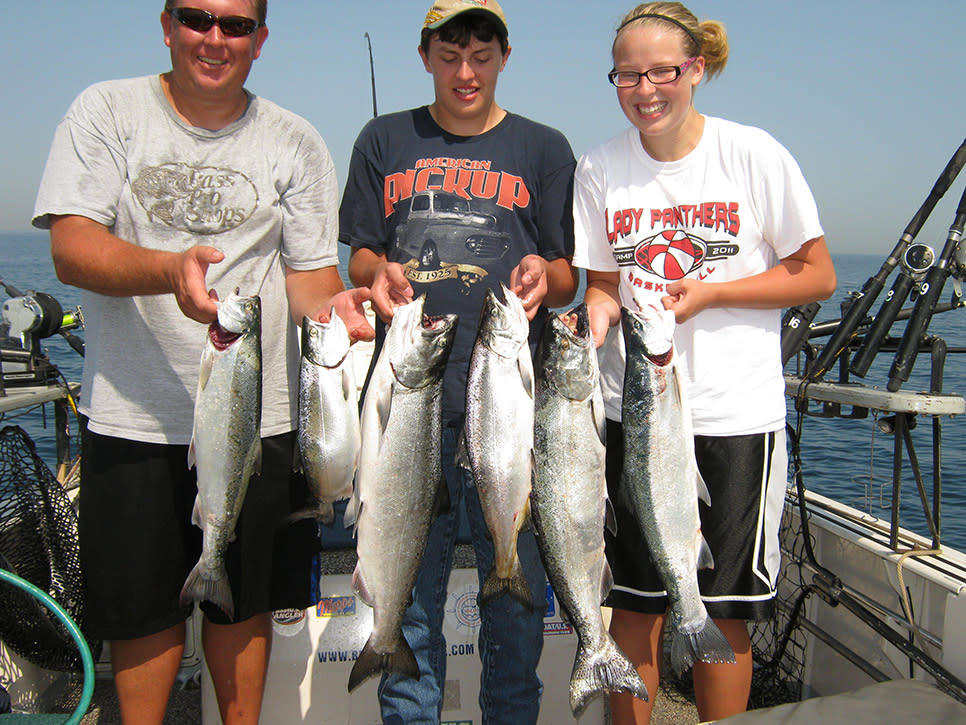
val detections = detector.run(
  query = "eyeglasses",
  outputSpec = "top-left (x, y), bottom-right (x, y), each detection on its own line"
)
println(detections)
top-left (169, 7), bottom-right (261, 38)
top-left (608, 57), bottom-right (698, 88)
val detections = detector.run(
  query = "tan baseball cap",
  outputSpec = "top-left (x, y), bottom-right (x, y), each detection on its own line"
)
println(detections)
top-left (423, 0), bottom-right (508, 32)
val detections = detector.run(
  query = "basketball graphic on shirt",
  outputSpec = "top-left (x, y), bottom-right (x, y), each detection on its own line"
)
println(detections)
top-left (635, 230), bottom-right (706, 280)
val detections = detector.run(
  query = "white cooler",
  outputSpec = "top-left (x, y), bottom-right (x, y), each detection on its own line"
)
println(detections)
top-left (202, 568), bottom-right (605, 723)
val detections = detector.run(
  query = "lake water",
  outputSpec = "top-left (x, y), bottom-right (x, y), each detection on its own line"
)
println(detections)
top-left (2, 232), bottom-right (965, 550)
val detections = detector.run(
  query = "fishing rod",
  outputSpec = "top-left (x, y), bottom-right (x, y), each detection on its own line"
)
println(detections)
top-left (364, 32), bottom-right (378, 118)
top-left (848, 242), bottom-right (935, 377)
top-left (809, 137), bottom-right (966, 379)
top-left (804, 299), bottom-right (965, 340)
top-left (886, 179), bottom-right (966, 392)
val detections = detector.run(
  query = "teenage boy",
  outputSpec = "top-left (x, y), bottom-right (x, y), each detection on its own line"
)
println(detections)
top-left (339, 2), bottom-right (577, 721)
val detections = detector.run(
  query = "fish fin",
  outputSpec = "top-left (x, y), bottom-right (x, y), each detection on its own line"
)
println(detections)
top-left (253, 438), bottom-right (263, 477)
top-left (187, 439), bottom-right (196, 470)
top-left (570, 636), bottom-right (649, 716)
top-left (376, 387), bottom-right (392, 437)
top-left (197, 345), bottom-right (214, 391)
top-left (341, 365), bottom-right (355, 402)
top-left (343, 492), bottom-right (361, 530)
top-left (518, 350), bottom-right (535, 399)
top-left (591, 396), bottom-right (607, 447)
top-left (454, 429), bottom-right (471, 471)
top-left (287, 500), bottom-right (335, 526)
top-left (180, 559), bottom-right (234, 621)
top-left (347, 636), bottom-right (419, 692)
top-left (669, 619), bottom-right (736, 675)
top-left (697, 532), bottom-right (715, 571)
top-left (696, 468), bottom-right (711, 507)
top-left (480, 560), bottom-right (534, 610)
top-left (190, 495), bottom-right (203, 529)
top-left (351, 562), bottom-right (374, 607)
top-left (604, 497), bottom-right (617, 536)
top-left (601, 560), bottom-right (615, 603)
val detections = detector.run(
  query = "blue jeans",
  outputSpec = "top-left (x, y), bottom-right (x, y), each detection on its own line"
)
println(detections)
top-left (379, 427), bottom-right (547, 725)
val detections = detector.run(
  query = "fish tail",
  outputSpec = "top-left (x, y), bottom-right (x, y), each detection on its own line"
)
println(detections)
top-left (669, 619), bottom-right (736, 675)
top-left (179, 560), bottom-right (234, 621)
top-left (480, 561), bottom-right (534, 610)
top-left (347, 636), bottom-right (419, 692)
top-left (570, 637), bottom-right (648, 716)
top-left (286, 500), bottom-right (336, 526)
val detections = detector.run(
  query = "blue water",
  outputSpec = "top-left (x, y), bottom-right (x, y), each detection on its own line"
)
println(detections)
top-left (3, 233), bottom-right (965, 550)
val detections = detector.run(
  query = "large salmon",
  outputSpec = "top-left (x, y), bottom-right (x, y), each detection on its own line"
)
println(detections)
top-left (294, 310), bottom-right (359, 524)
top-left (532, 304), bottom-right (649, 714)
top-left (462, 283), bottom-right (535, 609)
top-left (346, 295), bottom-right (457, 691)
top-left (181, 292), bottom-right (262, 621)
top-left (621, 304), bottom-right (735, 674)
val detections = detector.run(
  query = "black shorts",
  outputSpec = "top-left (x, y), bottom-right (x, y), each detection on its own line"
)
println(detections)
top-left (78, 422), bottom-right (320, 640)
top-left (603, 420), bottom-right (787, 621)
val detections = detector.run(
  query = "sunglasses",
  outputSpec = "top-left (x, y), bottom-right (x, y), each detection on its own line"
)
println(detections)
top-left (169, 7), bottom-right (261, 38)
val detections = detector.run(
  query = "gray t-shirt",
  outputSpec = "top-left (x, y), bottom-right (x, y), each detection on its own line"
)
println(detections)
top-left (33, 75), bottom-right (339, 444)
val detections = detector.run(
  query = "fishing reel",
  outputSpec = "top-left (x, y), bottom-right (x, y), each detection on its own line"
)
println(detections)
top-left (0, 291), bottom-right (83, 388)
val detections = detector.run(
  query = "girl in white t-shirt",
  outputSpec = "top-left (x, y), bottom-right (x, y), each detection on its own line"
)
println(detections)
top-left (572, 3), bottom-right (836, 722)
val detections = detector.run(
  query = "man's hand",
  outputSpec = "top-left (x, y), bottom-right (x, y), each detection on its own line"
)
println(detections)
top-left (510, 254), bottom-right (549, 321)
top-left (369, 261), bottom-right (414, 323)
top-left (316, 287), bottom-right (375, 343)
top-left (166, 246), bottom-right (224, 324)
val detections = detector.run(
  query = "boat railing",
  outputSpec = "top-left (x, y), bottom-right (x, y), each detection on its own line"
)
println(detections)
top-left (784, 298), bottom-right (966, 552)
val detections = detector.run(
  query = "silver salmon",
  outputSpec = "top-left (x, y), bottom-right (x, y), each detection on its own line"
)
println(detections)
top-left (345, 295), bottom-right (457, 691)
top-left (182, 292), bottom-right (262, 621)
top-left (294, 310), bottom-right (360, 524)
top-left (532, 304), bottom-right (649, 714)
top-left (463, 283), bottom-right (535, 609)
top-left (621, 304), bottom-right (735, 674)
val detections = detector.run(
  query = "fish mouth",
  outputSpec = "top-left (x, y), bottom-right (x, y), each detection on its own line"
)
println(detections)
top-left (645, 348), bottom-right (673, 366)
top-left (209, 324), bottom-right (242, 351)
top-left (422, 313), bottom-right (452, 331)
top-left (561, 303), bottom-right (592, 342)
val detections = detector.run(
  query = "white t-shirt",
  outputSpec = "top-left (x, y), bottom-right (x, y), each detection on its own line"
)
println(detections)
top-left (573, 117), bottom-right (824, 436)
top-left (33, 75), bottom-right (340, 444)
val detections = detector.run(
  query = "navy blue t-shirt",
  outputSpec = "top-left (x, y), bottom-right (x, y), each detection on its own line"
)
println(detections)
top-left (339, 106), bottom-right (576, 425)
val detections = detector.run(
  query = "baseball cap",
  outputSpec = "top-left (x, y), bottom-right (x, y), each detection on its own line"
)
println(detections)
top-left (423, 0), bottom-right (508, 33)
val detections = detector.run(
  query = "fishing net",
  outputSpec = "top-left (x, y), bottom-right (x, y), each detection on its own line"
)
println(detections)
top-left (0, 424), bottom-right (99, 671)
top-left (659, 496), bottom-right (810, 711)
top-left (747, 498), bottom-right (810, 709)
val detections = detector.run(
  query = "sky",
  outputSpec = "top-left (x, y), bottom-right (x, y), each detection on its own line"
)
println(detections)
top-left (3, 0), bottom-right (965, 256)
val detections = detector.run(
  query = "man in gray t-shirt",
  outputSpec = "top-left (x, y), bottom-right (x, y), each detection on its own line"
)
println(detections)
top-left (32, 2), bottom-right (371, 722)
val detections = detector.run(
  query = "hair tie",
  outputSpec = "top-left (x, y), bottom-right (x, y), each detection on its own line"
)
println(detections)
top-left (617, 12), bottom-right (700, 50)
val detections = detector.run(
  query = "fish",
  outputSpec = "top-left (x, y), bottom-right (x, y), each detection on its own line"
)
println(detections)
top-left (293, 310), bottom-right (360, 525)
top-left (621, 304), bottom-right (735, 674)
top-left (345, 295), bottom-right (458, 692)
top-left (532, 304), bottom-right (650, 715)
top-left (181, 292), bottom-right (262, 621)
top-left (462, 283), bottom-right (535, 609)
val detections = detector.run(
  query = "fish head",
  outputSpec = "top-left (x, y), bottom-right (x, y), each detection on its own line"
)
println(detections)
top-left (301, 309), bottom-right (351, 368)
top-left (537, 303), bottom-right (598, 400)
top-left (210, 292), bottom-right (260, 350)
top-left (621, 304), bottom-right (675, 365)
top-left (478, 283), bottom-right (529, 358)
top-left (387, 295), bottom-right (458, 389)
